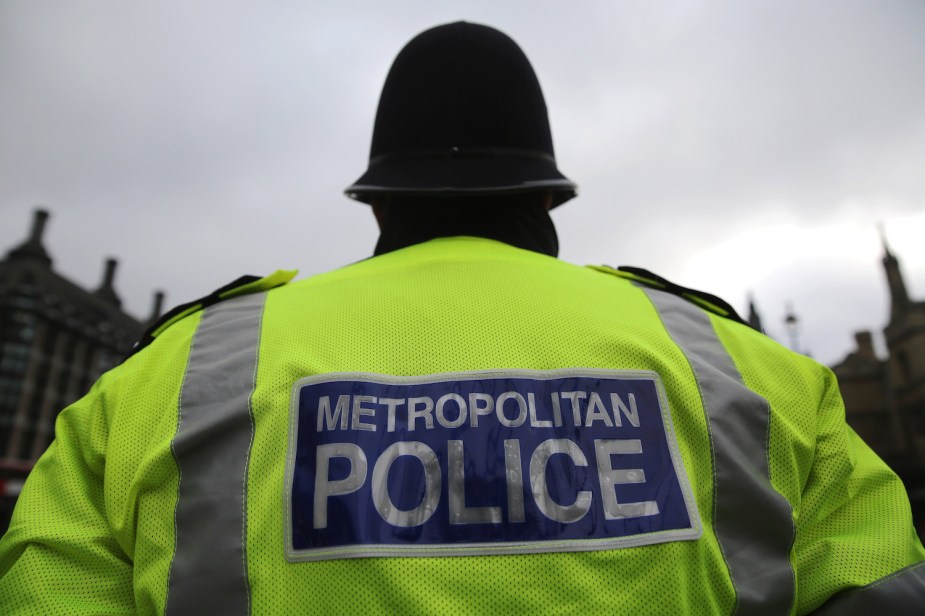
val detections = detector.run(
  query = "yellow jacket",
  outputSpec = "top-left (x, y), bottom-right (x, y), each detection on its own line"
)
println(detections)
top-left (1, 237), bottom-right (923, 614)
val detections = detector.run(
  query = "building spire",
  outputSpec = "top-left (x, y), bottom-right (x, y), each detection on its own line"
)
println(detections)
top-left (784, 302), bottom-right (801, 354)
top-left (746, 292), bottom-right (764, 333)
top-left (880, 225), bottom-right (909, 320)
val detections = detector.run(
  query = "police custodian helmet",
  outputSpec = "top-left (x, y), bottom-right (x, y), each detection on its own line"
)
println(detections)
top-left (345, 21), bottom-right (577, 208)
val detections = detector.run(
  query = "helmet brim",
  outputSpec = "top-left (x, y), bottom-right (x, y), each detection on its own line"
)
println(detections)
top-left (345, 151), bottom-right (578, 208)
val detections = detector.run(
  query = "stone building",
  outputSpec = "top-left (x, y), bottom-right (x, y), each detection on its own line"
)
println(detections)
top-left (832, 239), bottom-right (925, 531)
top-left (0, 210), bottom-right (161, 531)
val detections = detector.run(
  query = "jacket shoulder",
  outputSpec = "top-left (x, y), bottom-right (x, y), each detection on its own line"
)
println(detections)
top-left (130, 269), bottom-right (297, 357)
top-left (589, 264), bottom-right (751, 328)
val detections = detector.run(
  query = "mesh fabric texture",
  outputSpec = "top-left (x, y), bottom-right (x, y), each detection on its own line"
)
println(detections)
top-left (2, 237), bottom-right (922, 614)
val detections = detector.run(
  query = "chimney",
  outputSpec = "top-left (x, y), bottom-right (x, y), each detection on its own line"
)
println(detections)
top-left (102, 258), bottom-right (118, 288)
top-left (93, 257), bottom-right (122, 307)
top-left (853, 331), bottom-right (877, 361)
top-left (29, 209), bottom-right (50, 243)
top-left (7, 208), bottom-right (53, 265)
top-left (148, 291), bottom-right (165, 322)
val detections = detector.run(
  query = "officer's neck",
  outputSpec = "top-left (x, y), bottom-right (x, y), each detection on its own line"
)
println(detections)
top-left (372, 200), bottom-right (559, 257)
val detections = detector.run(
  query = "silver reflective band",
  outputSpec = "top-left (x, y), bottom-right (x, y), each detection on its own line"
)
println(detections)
top-left (640, 287), bottom-right (796, 615)
top-left (813, 561), bottom-right (925, 614)
top-left (166, 293), bottom-right (266, 615)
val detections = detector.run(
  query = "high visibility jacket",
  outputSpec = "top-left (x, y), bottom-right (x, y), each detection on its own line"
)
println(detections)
top-left (1, 236), bottom-right (923, 615)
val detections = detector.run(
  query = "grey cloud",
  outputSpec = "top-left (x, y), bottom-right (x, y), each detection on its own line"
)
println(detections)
top-left (1, 1), bottom-right (923, 367)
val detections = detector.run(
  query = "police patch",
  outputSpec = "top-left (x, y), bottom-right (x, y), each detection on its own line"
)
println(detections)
top-left (284, 369), bottom-right (701, 561)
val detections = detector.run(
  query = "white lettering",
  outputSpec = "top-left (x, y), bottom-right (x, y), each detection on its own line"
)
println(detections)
top-left (313, 443), bottom-right (368, 529)
top-left (317, 395), bottom-right (350, 432)
top-left (351, 395), bottom-right (377, 431)
top-left (469, 393), bottom-right (494, 427)
top-left (312, 433), bottom-right (663, 531)
top-left (371, 441), bottom-right (441, 527)
top-left (529, 438), bottom-right (592, 523)
top-left (436, 393), bottom-right (467, 429)
top-left (379, 397), bottom-right (404, 433)
top-left (448, 440), bottom-right (502, 524)
top-left (504, 439), bottom-right (526, 522)
top-left (585, 392), bottom-right (614, 427)
top-left (549, 393), bottom-right (563, 427)
top-left (560, 391), bottom-right (587, 426)
top-left (496, 391), bottom-right (527, 427)
top-left (408, 397), bottom-right (434, 431)
top-left (611, 393), bottom-right (640, 427)
top-left (594, 439), bottom-right (658, 519)
top-left (528, 392), bottom-right (552, 428)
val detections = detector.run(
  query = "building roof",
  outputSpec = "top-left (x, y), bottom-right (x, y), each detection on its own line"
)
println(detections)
top-left (0, 210), bottom-right (143, 351)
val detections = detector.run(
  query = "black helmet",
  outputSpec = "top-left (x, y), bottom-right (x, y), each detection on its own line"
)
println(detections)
top-left (345, 21), bottom-right (577, 208)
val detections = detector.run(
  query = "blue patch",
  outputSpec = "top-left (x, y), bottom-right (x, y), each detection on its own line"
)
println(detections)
top-left (284, 370), bottom-right (700, 561)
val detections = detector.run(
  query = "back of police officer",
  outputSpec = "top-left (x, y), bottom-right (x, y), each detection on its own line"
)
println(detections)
top-left (2, 21), bottom-right (924, 615)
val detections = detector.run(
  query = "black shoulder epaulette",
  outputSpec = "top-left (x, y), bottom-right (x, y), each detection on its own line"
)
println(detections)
top-left (128, 269), bottom-right (297, 358)
top-left (589, 264), bottom-right (751, 328)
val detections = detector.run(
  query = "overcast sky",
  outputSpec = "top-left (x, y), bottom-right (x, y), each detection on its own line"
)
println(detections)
top-left (1, 1), bottom-right (923, 366)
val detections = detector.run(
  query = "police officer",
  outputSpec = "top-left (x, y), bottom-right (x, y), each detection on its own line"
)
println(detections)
top-left (1, 21), bottom-right (924, 615)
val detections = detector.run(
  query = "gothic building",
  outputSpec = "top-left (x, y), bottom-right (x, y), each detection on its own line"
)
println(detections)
top-left (832, 239), bottom-right (925, 530)
top-left (0, 210), bottom-right (161, 531)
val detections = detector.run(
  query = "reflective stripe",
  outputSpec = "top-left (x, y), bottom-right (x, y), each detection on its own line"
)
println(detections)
top-left (640, 287), bottom-right (795, 614)
top-left (166, 293), bottom-right (266, 615)
top-left (814, 561), bottom-right (925, 614)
